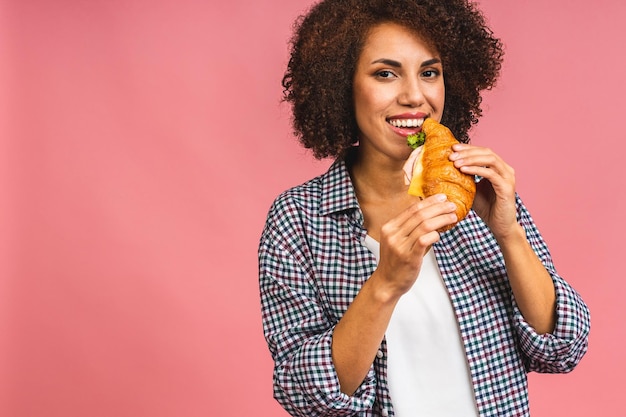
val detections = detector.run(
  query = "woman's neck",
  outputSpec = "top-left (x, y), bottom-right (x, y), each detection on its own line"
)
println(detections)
top-left (347, 147), bottom-right (419, 240)
top-left (349, 148), bottom-right (408, 202)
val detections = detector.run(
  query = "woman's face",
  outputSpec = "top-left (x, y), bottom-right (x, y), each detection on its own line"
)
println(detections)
top-left (353, 22), bottom-right (445, 163)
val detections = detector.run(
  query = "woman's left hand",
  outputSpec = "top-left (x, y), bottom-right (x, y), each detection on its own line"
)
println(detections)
top-left (449, 143), bottom-right (518, 240)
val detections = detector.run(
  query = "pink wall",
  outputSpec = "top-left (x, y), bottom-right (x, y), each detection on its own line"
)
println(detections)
top-left (2, 0), bottom-right (624, 415)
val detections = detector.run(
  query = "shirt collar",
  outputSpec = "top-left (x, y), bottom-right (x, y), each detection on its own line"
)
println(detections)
top-left (319, 156), bottom-right (361, 216)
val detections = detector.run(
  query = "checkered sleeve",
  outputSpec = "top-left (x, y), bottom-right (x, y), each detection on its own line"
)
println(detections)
top-left (258, 196), bottom-right (377, 417)
top-left (511, 195), bottom-right (591, 374)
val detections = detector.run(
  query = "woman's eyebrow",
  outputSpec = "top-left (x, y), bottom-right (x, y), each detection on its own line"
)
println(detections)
top-left (421, 58), bottom-right (441, 67)
top-left (371, 58), bottom-right (402, 67)
top-left (370, 57), bottom-right (442, 67)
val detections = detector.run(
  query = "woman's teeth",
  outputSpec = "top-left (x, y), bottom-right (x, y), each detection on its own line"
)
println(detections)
top-left (388, 118), bottom-right (424, 128)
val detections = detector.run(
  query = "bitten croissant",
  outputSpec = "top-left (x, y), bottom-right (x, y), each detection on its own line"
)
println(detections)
top-left (404, 118), bottom-right (476, 232)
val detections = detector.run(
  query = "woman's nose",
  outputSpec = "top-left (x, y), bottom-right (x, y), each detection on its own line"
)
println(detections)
top-left (398, 77), bottom-right (424, 107)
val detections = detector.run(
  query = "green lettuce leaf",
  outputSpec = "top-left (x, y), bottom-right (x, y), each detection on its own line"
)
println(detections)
top-left (406, 132), bottom-right (426, 149)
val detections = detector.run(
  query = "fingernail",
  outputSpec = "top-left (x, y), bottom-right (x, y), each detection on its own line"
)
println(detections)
top-left (435, 193), bottom-right (447, 201)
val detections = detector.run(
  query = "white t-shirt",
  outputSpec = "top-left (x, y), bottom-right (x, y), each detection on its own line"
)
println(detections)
top-left (364, 235), bottom-right (478, 417)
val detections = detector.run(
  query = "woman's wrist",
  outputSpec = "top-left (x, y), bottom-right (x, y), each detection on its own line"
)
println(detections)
top-left (494, 222), bottom-right (526, 248)
top-left (366, 270), bottom-right (405, 307)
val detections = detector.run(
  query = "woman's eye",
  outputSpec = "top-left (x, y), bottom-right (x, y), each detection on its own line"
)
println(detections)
top-left (376, 70), bottom-right (395, 79)
top-left (422, 69), bottom-right (440, 78)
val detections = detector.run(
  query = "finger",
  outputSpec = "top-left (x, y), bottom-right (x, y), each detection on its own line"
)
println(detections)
top-left (456, 158), bottom-right (514, 186)
top-left (381, 197), bottom-right (455, 249)
top-left (395, 200), bottom-right (458, 244)
top-left (386, 193), bottom-right (448, 229)
top-left (407, 211), bottom-right (457, 243)
top-left (461, 161), bottom-right (515, 186)
top-left (451, 152), bottom-right (502, 171)
top-left (450, 145), bottom-right (513, 176)
top-left (400, 197), bottom-right (457, 231)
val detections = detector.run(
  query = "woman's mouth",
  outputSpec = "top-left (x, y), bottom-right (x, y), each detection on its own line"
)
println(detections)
top-left (387, 118), bottom-right (425, 128)
top-left (387, 117), bottom-right (425, 136)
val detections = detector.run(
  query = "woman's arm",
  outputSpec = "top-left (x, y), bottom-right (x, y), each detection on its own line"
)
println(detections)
top-left (259, 191), bottom-right (456, 413)
top-left (260, 223), bottom-right (378, 416)
top-left (332, 194), bottom-right (459, 394)
top-left (493, 223), bottom-right (556, 334)
top-left (511, 196), bottom-right (590, 373)
top-left (450, 143), bottom-right (556, 334)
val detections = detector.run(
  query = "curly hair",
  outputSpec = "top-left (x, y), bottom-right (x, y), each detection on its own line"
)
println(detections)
top-left (282, 0), bottom-right (504, 159)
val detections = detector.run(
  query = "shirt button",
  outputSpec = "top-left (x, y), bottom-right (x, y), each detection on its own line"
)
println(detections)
top-left (381, 408), bottom-right (389, 417)
top-left (376, 350), bottom-right (384, 358)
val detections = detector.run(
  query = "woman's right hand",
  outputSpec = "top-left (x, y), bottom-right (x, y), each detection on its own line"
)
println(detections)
top-left (374, 193), bottom-right (457, 298)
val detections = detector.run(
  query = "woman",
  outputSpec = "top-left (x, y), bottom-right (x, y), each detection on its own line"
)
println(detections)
top-left (258, 0), bottom-right (590, 416)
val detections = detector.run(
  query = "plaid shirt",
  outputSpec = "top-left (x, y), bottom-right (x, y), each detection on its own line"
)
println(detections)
top-left (259, 157), bottom-right (590, 417)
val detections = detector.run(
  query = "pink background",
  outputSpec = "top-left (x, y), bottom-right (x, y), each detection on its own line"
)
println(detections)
top-left (2, 0), bottom-right (624, 416)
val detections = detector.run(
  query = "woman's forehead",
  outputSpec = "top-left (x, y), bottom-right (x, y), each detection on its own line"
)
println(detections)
top-left (359, 22), bottom-right (439, 61)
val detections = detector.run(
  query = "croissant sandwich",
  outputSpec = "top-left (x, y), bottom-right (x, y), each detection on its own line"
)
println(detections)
top-left (402, 118), bottom-right (476, 232)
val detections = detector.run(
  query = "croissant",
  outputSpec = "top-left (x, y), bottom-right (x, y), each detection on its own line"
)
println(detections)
top-left (404, 118), bottom-right (476, 232)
